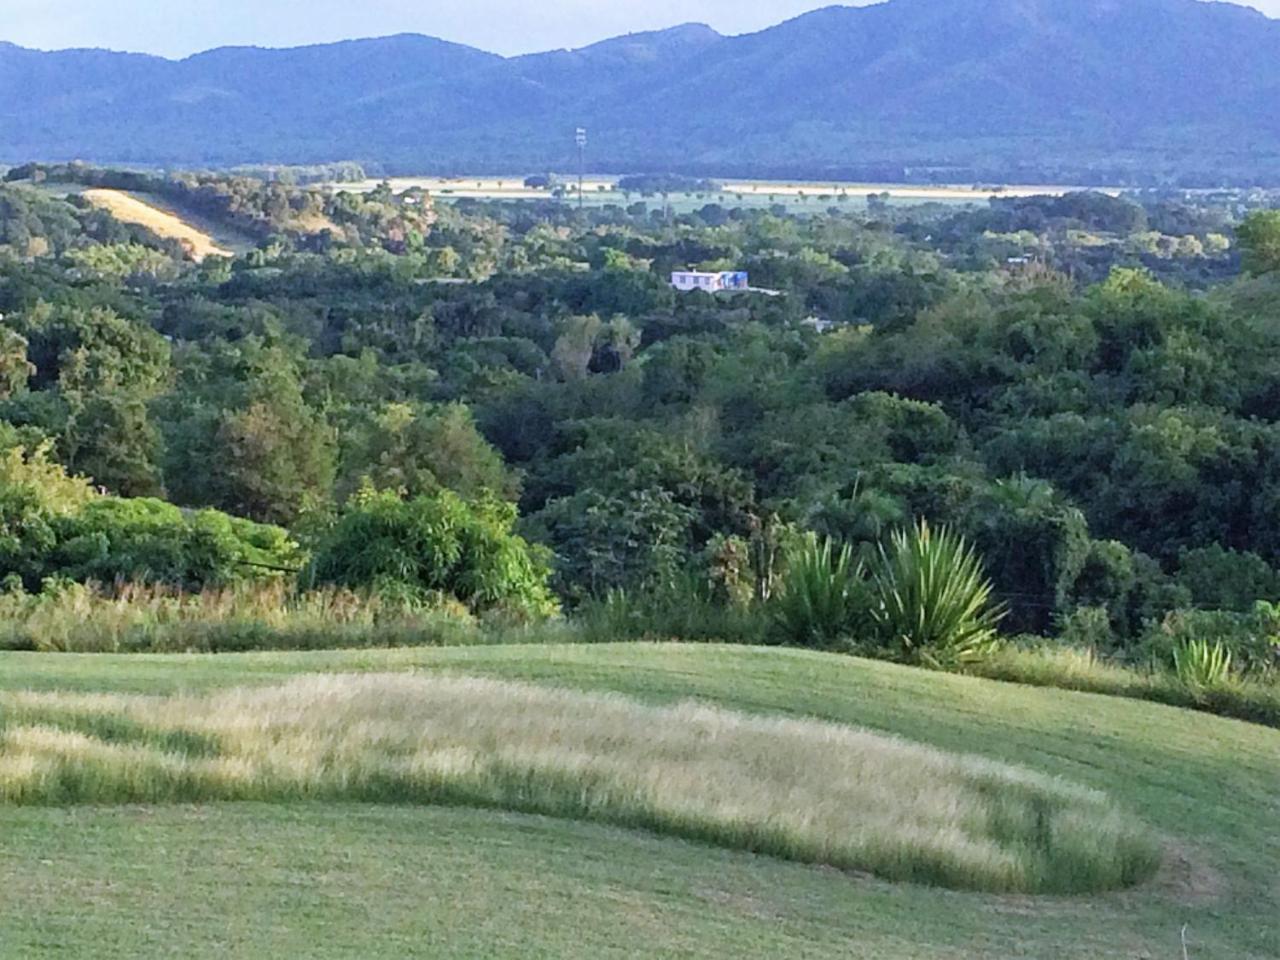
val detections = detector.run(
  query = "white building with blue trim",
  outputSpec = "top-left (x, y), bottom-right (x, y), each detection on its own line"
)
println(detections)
top-left (670, 270), bottom-right (749, 292)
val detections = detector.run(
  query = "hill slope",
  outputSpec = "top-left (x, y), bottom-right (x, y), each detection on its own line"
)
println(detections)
top-left (1, 644), bottom-right (1278, 958)
top-left (1, 0), bottom-right (1279, 183)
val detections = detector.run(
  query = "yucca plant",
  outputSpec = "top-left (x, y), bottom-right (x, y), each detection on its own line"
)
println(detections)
top-left (1172, 638), bottom-right (1233, 697)
top-left (869, 520), bottom-right (1005, 668)
top-left (771, 536), bottom-right (866, 650)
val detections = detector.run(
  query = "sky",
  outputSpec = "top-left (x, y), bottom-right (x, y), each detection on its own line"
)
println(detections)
top-left (3, 0), bottom-right (1278, 58)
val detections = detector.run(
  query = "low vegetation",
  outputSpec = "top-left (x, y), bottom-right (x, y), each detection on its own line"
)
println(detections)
top-left (0, 581), bottom-right (493, 654)
top-left (1, 644), bottom-right (1277, 959)
top-left (0, 672), bottom-right (1158, 895)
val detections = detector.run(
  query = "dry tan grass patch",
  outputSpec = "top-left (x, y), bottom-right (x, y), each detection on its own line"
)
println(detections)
top-left (0, 674), bottom-right (1160, 893)
top-left (81, 189), bottom-right (235, 260)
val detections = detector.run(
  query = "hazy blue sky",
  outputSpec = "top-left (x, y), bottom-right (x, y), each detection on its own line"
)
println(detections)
top-left (5, 0), bottom-right (1278, 58)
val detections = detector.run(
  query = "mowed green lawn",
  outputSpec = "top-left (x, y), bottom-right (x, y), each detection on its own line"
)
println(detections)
top-left (1, 643), bottom-right (1277, 959)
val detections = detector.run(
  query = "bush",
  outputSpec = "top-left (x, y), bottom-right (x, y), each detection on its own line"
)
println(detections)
top-left (1057, 605), bottom-right (1118, 651)
top-left (308, 490), bottom-right (559, 620)
top-left (46, 498), bottom-right (301, 589)
top-left (0, 440), bottom-right (300, 591)
top-left (1172, 639), bottom-right (1233, 698)
top-left (1140, 607), bottom-right (1279, 680)
top-left (868, 521), bottom-right (1005, 668)
top-left (770, 536), bottom-right (866, 650)
top-left (578, 574), bottom-right (766, 645)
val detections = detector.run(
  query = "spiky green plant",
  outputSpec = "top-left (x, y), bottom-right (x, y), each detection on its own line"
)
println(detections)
top-left (770, 536), bottom-right (865, 650)
top-left (869, 520), bottom-right (1005, 668)
top-left (1172, 639), bottom-right (1233, 696)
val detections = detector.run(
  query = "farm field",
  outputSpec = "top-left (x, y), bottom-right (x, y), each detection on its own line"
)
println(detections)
top-left (1, 644), bottom-right (1277, 959)
top-left (323, 176), bottom-right (1122, 213)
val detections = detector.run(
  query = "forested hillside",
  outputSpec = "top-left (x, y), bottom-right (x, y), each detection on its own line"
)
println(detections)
top-left (3, 0), bottom-right (1280, 184)
top-left (2, 167), bottom-right (1280, 711)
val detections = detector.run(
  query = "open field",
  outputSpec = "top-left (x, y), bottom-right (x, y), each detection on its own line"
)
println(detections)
top-left (14, 180), bottom-right (256, 260)
top-left (79, 189), bottom-right (250, 260)
top-left (323, 176), bottom-right (1122, 213)
top-left (1, 644), bottom-right (1277, 959)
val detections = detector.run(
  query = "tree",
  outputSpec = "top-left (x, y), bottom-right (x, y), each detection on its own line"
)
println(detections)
top-left (1237, 210), bottom-right (1280, 276)
top-left (339, 402), bottom-right (516, 503)
top-left (0, 330), bottom-right (34, 399)
top-left (207, 398), bottom-right (336, 526)
top-left (309, 490), bottom-right (558, 618)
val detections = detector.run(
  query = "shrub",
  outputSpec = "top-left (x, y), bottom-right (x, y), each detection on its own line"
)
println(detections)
top-left (0, 440), bottom-right (300, 591)
top-left (1057, 605), bottom-right (1118, 651)
top-left (308, 490), bottom-right (559, 620)
top-left (47, 498), bottom-right (301, 589)
top-left (1175, 545), bottom-right (1280, 613)
top-left (770, 536), bottom-right (866, 650)
top-left (1172, 639), bottom-right (1233, 698)
top-left (868, 520), bottom-right (1005, 668)
top-left (578, 581), bottom-right (766, 645)
top-left (1141, 607), bottom-right (1279, 680)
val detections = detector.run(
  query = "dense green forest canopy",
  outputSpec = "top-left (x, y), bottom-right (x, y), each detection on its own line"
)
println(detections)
top-left (2, 167), bottom-right (1280, 650)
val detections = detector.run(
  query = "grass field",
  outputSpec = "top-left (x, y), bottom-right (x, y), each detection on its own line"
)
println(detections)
top-left (69, 187), bottom-right (254, 260)
top-left (324, 176), bottom-right (1122, 214)
top-left (1, 674), bottom-right (1156, 894)
top-left (1, 643), bottom-right (1277, 958)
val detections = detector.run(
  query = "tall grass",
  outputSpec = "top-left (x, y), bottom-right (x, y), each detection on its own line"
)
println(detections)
top-left (0, 675), bottom-right (1159, 895)
top-left (576, 575), bottom-right (767, 645)
top-left (971, 642), bottom-right (1280, 728)
top-left (0, 582), bottom-right (492, 653)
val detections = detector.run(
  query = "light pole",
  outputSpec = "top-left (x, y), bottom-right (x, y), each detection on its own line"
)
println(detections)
top-left (575, 127), bottom-right (587, 211)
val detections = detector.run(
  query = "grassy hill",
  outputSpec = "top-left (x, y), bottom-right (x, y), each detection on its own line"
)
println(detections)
top-left (80, 189), bottom-right (254, 260)
top-left (1, 644), bottom-right (1277, 958)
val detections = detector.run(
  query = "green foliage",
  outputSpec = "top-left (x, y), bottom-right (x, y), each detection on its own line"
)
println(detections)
top-left (770, 536), bottom-right (866, 651)
top-left (1055, 606), bottom-right (1117, 651)
top-left (0, 429), bottom-right (297, 591)
top-left (2, 301), bottom-right (170, 494)
top-left (338, 402), bottom-right (515, 503)
top-left (165, 355), bottom-right (337, 526)
top-left (309, 490), bottom-right (558, 620)
top-left (46, 499), bottom-right (301, 590)
top-left (1176, 546), bottom-right (1280, 613)
top-left (1236, 210), bottom-right (1280, 276)
top-left (1141, 607), bottom-right (1279, 681)
top-left (64, 243), bottom-right (181, 284)
top-left (578, 575), bottom-right (766, 645)
top-left (1172, 638), bottom-right (1233, 697)
top-left (868, 521), bottom-right (1005, 668)
top-left (4, 169), bottom-right (1280, 655)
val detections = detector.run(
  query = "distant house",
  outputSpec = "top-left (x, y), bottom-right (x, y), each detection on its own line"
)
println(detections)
top-left (671, 270), bottom-right (749, 293)
top-left (800, 315), bottom-right (837, 334)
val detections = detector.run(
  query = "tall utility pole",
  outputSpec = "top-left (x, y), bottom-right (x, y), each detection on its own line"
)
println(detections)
top-left (575, 127), bottom-right (587, 211)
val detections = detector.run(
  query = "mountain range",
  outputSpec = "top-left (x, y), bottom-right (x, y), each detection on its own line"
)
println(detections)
top-left (3, 0), bottom-right (1280, 185)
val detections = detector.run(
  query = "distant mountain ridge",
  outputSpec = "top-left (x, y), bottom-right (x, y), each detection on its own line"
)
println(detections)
top-left (3, 0), bottom-right (1280, 185)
